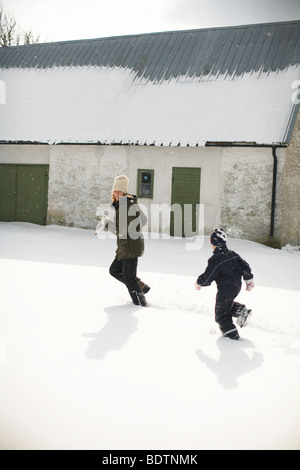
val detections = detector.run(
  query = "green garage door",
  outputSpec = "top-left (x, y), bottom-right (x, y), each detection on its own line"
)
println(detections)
top-left (0, 164), bottom-right (49, 225)
top-left (170, 167), bottom-right (201, 237)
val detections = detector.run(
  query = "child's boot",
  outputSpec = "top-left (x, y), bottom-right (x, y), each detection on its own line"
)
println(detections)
top-left (222, 327), bottom-right (240, 340)
top-left (237, 307), bottom-right (252, 328)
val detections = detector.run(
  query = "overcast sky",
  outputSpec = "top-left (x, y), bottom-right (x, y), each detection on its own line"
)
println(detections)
top-left (2, 0), bottom-right (300, 42)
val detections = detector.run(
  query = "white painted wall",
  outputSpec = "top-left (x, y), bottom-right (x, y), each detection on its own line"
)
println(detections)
top-left (0, 143), bottom-right (290, 245)
top-left (126, 146), bottom-right (223, 234)
top-left (0, 144), bottom-right (50, 164)
top-left (44, 144), bottom-right (224, 233)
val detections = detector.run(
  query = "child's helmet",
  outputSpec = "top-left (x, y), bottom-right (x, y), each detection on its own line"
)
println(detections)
top-left (210, 228), bottom-right (227, 246)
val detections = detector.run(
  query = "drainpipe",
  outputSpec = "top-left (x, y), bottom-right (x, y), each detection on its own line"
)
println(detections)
top-left (269, 145), bottom-right (278, 240)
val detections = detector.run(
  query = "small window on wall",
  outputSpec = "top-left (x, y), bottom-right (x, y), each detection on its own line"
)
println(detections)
top-left (137, 169), bottom-right (154, 198)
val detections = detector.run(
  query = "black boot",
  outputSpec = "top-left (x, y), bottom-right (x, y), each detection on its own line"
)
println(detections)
top-left (222, 327), bottom-right (240, 340)
top-left (231, 302), bottom-right (246, 318)
top-left (130, 290), bottom-right (147, 307)
top-left (139, 280), bottom-right (151, 294)
top-left (236, 308), bottom-right (252, 328)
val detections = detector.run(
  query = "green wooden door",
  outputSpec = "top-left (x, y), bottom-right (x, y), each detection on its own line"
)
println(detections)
top-left (0, 164), bottom-right (49, 225)
top-left (0, 165), bottom-right (17, 221)
top-left (170, 167), bottom-right (201, 237)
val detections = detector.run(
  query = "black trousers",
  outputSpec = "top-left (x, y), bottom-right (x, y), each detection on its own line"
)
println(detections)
top-left (109, 257), bottom-right (141, 294)
top-left (215, 288), bottom-right (245, 334)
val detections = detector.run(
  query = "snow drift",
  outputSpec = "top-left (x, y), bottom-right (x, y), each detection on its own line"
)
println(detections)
top-left (0, 222), bottom-right (299, 450)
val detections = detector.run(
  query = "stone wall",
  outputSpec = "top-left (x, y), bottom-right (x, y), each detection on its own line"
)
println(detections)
top-left (281, 108), bottom-right (300, 247)
top-left (46, 145), bottom-right (223, 233)
top-left (47, 145), bottom-right (127, 228)
top-left (220, 146), bottom-right (285, 246)
top-left (0, 141), bottom-right (297, 247)
top-left (45, 144), bottom-right (283, 243)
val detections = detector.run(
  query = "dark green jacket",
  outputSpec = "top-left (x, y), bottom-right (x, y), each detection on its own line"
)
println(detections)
top-left (113, 194), bottom-right (145, 260)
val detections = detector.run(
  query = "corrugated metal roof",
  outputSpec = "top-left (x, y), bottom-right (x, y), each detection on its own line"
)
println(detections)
top-left (0, 21), bottom-right (299, 146)
top-left (0, 21), bottom-right (299, 80)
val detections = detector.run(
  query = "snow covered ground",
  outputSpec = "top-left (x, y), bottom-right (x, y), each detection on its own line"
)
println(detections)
top-left (0, 222), bottom-right (299, 450)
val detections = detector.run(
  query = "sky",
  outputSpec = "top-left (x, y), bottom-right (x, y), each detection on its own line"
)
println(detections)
top-left (2, 0), bottom-right (300, 43)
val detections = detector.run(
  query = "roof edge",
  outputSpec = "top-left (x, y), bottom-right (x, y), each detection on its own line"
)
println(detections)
top-left (205, 141), bottom-right (288, 148)
top-left (2, 19), bottom-right (300, 49)
top-left (0, 140), bottom-right (289, 148)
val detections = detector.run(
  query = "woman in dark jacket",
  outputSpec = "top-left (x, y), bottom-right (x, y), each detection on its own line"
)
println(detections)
top-left (103, 175), bottom-right (149, 307)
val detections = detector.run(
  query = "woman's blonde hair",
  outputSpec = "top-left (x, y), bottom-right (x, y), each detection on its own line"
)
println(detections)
top-left (111, 192), bottom-right (126, 203)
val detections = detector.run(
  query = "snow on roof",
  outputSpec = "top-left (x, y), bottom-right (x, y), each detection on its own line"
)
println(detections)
top-left (0, 21), bottom-right (300, 146)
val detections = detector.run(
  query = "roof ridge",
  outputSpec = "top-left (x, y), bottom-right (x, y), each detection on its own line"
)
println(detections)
top-left (2, 19), bottom-right (300, 49)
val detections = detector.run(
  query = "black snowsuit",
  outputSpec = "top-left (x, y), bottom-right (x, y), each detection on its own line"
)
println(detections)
top-left (197, 245), bottom-right (253, 335)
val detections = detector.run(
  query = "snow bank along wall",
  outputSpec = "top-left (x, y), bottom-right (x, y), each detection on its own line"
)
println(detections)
top-left (1, 141), bottom-right (298, 247)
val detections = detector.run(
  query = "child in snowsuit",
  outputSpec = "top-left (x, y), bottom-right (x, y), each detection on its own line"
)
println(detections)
top-left (195, 229), bottom-right (254, 340)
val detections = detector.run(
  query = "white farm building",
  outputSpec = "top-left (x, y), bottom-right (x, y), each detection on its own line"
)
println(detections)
top-left (0, 20), bottom-right (300, 247)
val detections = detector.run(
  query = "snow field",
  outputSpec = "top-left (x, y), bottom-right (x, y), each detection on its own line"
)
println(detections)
top-left (0, 222), bottom-right (299, 450)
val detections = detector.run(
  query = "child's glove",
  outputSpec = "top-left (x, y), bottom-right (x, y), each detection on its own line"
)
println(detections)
top-left (195, 282), bottom-right (201, 291)
top-left (245, 279), bottom-right (254, 291)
